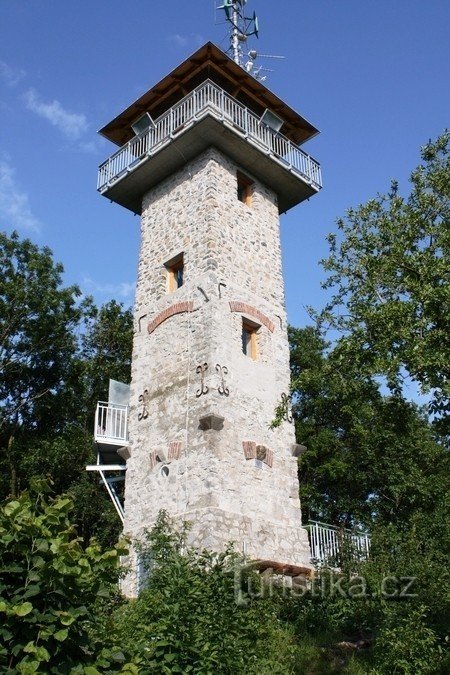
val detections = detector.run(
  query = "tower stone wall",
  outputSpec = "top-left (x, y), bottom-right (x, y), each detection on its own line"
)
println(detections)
top-left (122, 147), bottom-right (311, 593)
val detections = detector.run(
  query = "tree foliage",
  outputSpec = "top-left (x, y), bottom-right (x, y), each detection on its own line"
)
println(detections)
top-left (283, 133), bottom-right (450, 672)
top-left (289, 326), bottom-right (448, 529)
top-left (0, 231), bottom-right (132, 545)
top-left (106, 512), bottom-right (303, 674)
top-left (79, 299), bottom-right (133, 431)
top-left (107, 512), bottom-right (449, 673)
top-left (319, 133), bottom-right (450, 433)
top-left (0, 232), bottom-right (85, 432)
top-left (0, 232), bottom-right (88, 497)
top-left (0, 481), bottom-right (128, 673)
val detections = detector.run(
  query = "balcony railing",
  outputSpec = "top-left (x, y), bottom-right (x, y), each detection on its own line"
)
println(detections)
top-left (306, 521), bottom-right (370, 567)
top-left (94, 401), bottom-right (129, 445)
top-left (98, 80), bottom-right (322, 192)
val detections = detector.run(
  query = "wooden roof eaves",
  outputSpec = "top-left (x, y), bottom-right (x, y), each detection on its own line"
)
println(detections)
top-left (98, 42), bottom-right (319, 147)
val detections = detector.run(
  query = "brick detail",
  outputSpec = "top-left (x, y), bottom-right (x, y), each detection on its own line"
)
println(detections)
top-left (263, 449), bottom-right (274, 468)
top-left (229, 301), bottom-right (275, 333)
top-left (253, 444), bottom-right (274, 468)
top-left (149, 450), bottom-right (158, 471)
top-left (168, 441), bottom-right (182, 461)
top-left (242, 440), bottom-right (257, 460)
top-left (147, 301), bottom-right (194, 335)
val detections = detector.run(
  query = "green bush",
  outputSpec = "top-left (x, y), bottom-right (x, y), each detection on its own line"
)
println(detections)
top-left (110, 512), bottom-right (297, 674)
top-left (0, 481), bottom-right (128, 673)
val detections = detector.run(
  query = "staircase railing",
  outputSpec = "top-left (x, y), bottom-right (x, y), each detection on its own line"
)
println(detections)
top-left (306, 521), bottom-right (370, 567)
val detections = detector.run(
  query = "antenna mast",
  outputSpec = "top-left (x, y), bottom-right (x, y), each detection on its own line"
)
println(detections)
top-left (217, 1), bottom-right (284, 82)
top-left (218, 0), bottom-right (259, 68)
top-left (231, 1), bottom-right (241, 65)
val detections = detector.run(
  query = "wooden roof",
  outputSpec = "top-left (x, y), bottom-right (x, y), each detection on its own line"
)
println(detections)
top-left (99, 42), bottom-right (319, 147)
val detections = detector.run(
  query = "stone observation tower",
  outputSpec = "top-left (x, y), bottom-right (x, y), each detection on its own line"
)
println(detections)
top-left (94, 31), bottom-right (322, 593)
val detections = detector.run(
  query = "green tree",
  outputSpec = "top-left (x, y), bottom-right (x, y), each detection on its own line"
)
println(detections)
top-left (11, 296), bottom-right (134, 546)
top-left (319, 133), bottom-right (450, 435)
top-left (0, 231), bottom-right (88, 497)
top-left (21, 299), bottom-right (133, 542)
top-left (0, 233), bottom-right (133, 544)
top-left (18, 430), bottom-right (122, 548)
top-left (0, 481), bottom-right (128, 673)
top-left (284, 135), bottom-right (450, 672)
top-left (80, 299), bottom-right (133, 431)
top-left (289, 326), bottom-right (446, 529)
top-left (71, 300), bottom-right (133, 545)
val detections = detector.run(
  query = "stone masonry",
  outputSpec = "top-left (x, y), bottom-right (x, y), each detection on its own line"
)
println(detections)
top-left (122, 147), bottom-right (312, 595)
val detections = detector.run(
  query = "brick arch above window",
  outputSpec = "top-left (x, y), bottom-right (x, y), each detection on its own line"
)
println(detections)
top-left (147, 301), bottom-right (194, 335)
top-left (229, 301), bottom-right (275, 333)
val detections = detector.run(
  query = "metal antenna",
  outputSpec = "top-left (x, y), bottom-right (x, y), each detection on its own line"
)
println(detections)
top-left (217, 1), bottom-right (259, 68)
top-left (217, 1), bottom-right (284, 81)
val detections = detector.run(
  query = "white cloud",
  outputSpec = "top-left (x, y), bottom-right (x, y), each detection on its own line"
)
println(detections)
top-left (169, 33), bottom-right (189, 47)
top-left (168, 33), bottom-right (204, 48)
top-left (0, 159), bottom-right (40, 232)
top-left (82, 276), bottom-right (135, 300)
top-left (23, 88), bottom-right (88, 140)
top-left (0, 60), bottom-right (25, 86)
top-left (77, 140), bottom-right (99, 154)
top-left (117, 281), bottom-right (136, 298)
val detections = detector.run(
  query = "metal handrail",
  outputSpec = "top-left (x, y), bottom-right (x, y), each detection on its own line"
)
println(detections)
top-left (305, 521), bottom-right (371, 566)
top-left (98, 79), bottom-right (322, 192)
top-left (94, 401), bottom-right (129, 444)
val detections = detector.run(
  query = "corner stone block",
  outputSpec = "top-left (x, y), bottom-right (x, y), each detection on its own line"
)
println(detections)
top-left (292, 444), bottom-right (307, 457)
top-left (117, 447), bottom-right (131, 461)
top-left (199, 413), bottom-right (225, 431)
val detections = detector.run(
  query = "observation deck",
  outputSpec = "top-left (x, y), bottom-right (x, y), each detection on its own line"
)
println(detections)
top-left (97, 42), bottom-right (321, 215)
top-left (98, 80), bottom-right (321, 214)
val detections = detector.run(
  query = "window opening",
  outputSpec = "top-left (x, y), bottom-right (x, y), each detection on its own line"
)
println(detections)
top-left (242, 319), bottom-right (259, 359)
top-left (237, 171), bottom-right (254, 207)
top-left (165, 254), bottom-right (184, 292)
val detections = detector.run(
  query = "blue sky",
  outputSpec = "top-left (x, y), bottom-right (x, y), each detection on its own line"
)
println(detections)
top-left (0, 0), bottom-right (449, 328)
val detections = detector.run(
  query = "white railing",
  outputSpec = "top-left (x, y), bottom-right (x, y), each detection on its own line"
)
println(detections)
top-left (98, 80), bottom-right (322, 192)
top-left (94, 401), bottom-right (129, 445)
top-left (306, 521), bottom-right (370, 567)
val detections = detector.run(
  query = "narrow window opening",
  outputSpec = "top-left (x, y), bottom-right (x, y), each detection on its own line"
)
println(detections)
top-left (237, 171), bottom-right (254, 207)
top-left (242, 319), bottom-right (259, 360)
top-left (165, 254), bottom-right (184, 293)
